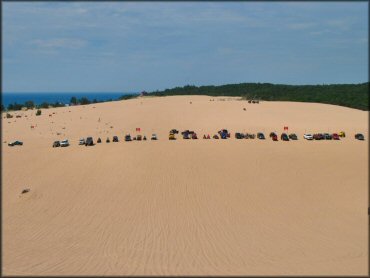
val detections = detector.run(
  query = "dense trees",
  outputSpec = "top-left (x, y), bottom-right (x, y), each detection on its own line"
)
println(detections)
top-left (7, 102), bottom-right (23, 111)
top-left (40, 102), bottom-right (50, 109)
top-left (150, 82), bottom-right (369, 110)
top-left (79, 97), bottom-right (91, 105)
top-left (24, 100), bottom-right (35, 109)
top-left (70, 96), bottom-right (78, 105)
top-left (118, 94), bottom-right (138, 100)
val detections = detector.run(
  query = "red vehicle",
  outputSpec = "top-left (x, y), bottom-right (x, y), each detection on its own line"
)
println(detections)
top-left (270, 132), bottom-right (278, 141)
top-left (332, 133), bottom-right (340, 140)
top-left (192, 133), bottom-right (198, 139)
top-left (313, 133), bottom-right (324, 140)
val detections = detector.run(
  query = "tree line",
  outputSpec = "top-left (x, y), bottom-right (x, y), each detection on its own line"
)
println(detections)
top-left (150, 82), bottom-right (369, 110)
top-left (2, 94), bottom-right (139, 112)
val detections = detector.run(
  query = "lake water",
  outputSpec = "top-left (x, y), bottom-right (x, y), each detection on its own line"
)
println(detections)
top-left (2, 92), bottom-right (139, 107)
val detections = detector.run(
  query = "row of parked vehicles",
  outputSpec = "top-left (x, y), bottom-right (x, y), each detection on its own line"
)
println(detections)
top-left (50, 130), bottom-right (365, 147)
top-left (303, 132), bottom-right (365, 141)
top-left (268, 132), bottom-right (298, 141)
top-left (124, 134), bottom-right (158, 141)
top-left (168, 129), bottom-right (365, 141)
top-left (52, 134), bottom-right (158, 147)
top-left (169, 129), bottom-right (231, 140)
top-left (52, 139), bottom-right (70, 147)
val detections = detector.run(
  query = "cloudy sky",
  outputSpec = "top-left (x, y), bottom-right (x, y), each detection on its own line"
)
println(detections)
top-left (3, 2), bottom-right (368, 93)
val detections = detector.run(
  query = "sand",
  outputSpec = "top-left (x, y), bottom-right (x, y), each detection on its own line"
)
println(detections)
top-left (2, 95), bottom-right (368, 275)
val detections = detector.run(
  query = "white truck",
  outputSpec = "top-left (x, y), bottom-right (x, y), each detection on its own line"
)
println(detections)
top-left (60, 139), bottom-right (70, 147)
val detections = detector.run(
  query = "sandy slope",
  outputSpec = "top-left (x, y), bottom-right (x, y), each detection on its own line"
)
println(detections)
top-left (2, 95), bottom-right (368, 275)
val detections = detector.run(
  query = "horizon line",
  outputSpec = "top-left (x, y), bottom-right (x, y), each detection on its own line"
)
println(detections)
top-left (2, 81), bottom-right (369, 94)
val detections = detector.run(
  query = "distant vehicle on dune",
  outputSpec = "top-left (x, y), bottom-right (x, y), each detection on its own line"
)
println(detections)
top-left (169, 133), bottom-right (176, 140)
top-left (332, 133), bottom-right (340, 140)
top-left (52, 141), bottom-right (60, 147)
top-left (60, 139), bottom-right (69, 147)
top-left (270, 132), bottom-right (278, 141)
top-left (355, 133), bottom-right (365, 140)
top-left (281, 133), bottom-right (289, 141)
top-left (85, 137), bottom-right (94, 146)
top-left (257, 132), bottom-right (265, 140)
top-left (125, 135), bottom-right (132, 141)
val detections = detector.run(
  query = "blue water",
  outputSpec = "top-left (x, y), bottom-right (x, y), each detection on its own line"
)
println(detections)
top-left (2, 92), bottom-right (139, 107)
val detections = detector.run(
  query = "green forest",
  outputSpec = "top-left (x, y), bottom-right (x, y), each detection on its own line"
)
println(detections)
top-left (150, 82), bottom-right (369, 110)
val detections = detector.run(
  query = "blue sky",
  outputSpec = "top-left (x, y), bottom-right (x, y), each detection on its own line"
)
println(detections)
top-left (3, 2), bottom-right (368, 93)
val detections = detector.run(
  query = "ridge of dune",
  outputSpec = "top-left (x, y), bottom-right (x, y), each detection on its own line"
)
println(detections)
top-left (3, 95), bottom-right (368, 275)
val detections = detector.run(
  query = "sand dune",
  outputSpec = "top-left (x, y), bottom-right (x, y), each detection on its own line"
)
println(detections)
top-left (2, 96), bottom-right (368, 275)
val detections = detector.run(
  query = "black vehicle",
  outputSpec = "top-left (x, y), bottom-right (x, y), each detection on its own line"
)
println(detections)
top-left (218, 129), bottom-right (229, 139)
top-left (257, 132), bottom-right (265, 140)
top-left (52, 141), bottom-right (60, 147)
top-left (355, 133), bottom-right (365, 140)
top-left (106, 137), bottom-right (110, 143)
top-left (181, 130), bottom-right (190, 135)
top-left (218, 129), bottom-right (229, 135)
top-left (125, 135), bottom-right (132, 141)
top-left (281, 133), bottom-right (289, 141)
top-left (235, 132), bottom-right (243, 139)
top-left (113, 136), bottom-right (119, 142)
top-left (289, 133), bottom-right (298, 140)
top-left (143, 136), bottom-right (147, 141)
top-left (170, 129), bottom-right (179, 134)
top-left (97, 138), bottom-right (102, 143)
top-left (323, 133), bottom-right (332, 140)
top-left (85, 137), bottom-right (94, 146)
top-left (8, 140), bottom-right (23, 146)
